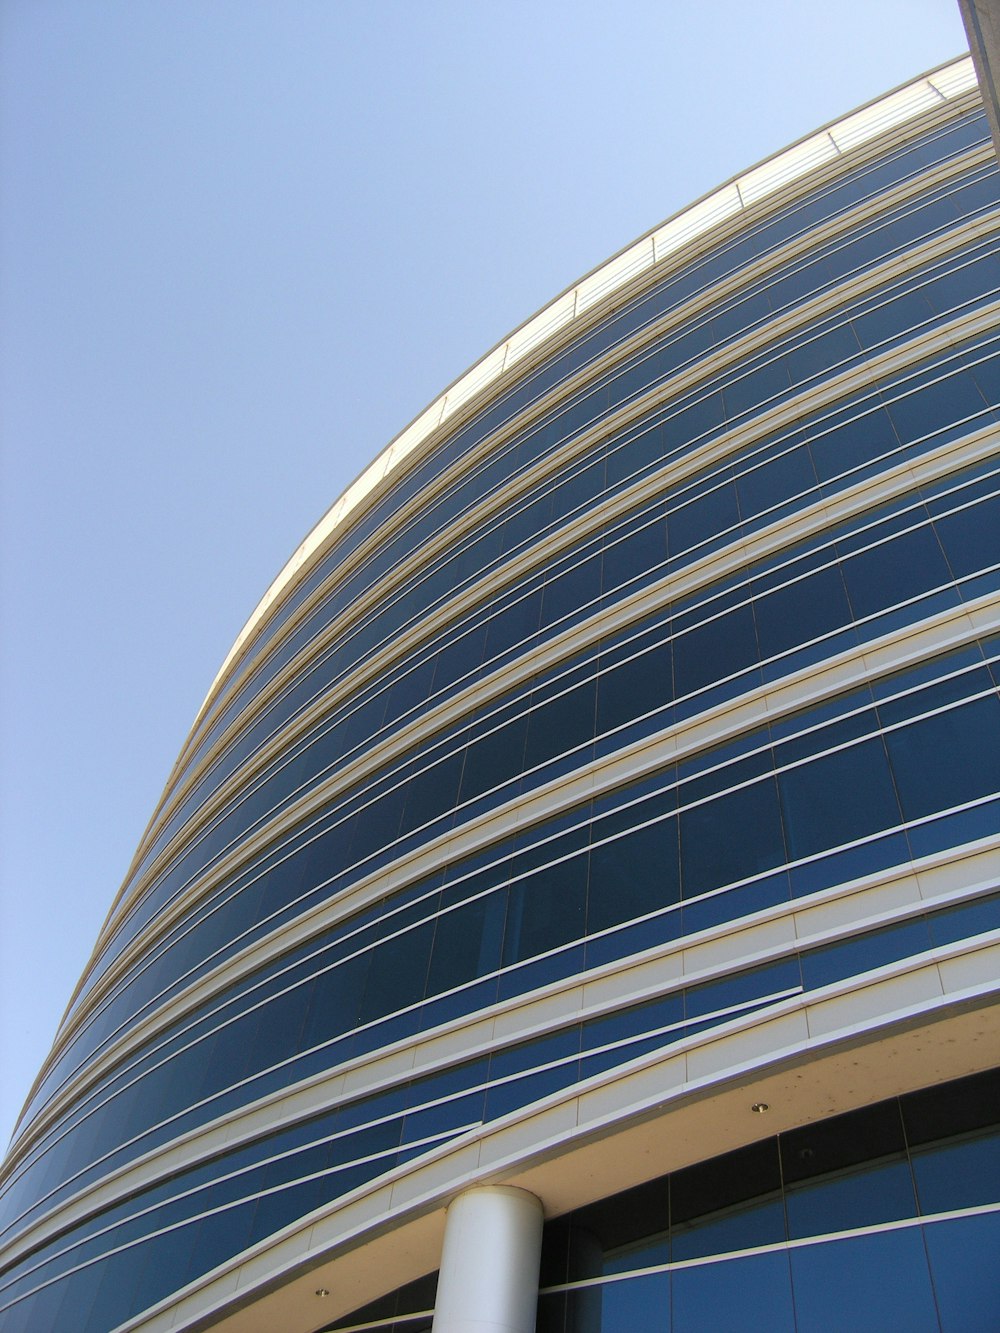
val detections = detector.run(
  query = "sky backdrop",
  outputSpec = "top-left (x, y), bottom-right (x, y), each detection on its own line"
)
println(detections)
top-left (0, 0), bottom-right (971, 1150)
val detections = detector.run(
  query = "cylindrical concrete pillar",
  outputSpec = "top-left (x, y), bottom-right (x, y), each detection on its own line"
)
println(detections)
top-left (432, 1185), bottom-right (544, 1333)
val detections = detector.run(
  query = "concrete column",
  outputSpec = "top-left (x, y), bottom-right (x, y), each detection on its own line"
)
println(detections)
top-left (959, 0), bottom-right (1000, 155)
top-left (432, 1186), bottom-right (544, 1333)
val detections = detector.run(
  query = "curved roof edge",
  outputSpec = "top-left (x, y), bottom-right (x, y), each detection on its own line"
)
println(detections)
top-left (200, 55), bottom-right (977, 720)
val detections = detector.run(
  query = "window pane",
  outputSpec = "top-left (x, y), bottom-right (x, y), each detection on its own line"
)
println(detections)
top-left (785, 1159), bottom-right (916, 1238)
top-left (588, 817), bottom-right (680, 934)
top-left (809, 404), bottom-right (899, 484)
top-left (668, 479), bottom-right (740, 562)
top-left (841, 522), bottom-right (952, 622)
top-left (680, 776), bottom-right (785, 899)
top-left (887, 367), bottom-right (990, 445)
top-left (885, 694), bottom-right (1000, 821)
top-left (778, 738), bottom-right (901, 861)
top-left (426, 891), bottom-right (506, 996)
top-left (801, 917), bottom-right (932, 990)
top-left (597, 640), bottom-right (672, 736)
top-left (671, 1197), bottom-right (784, 1261)
top-left (923, 1212), bottom-right (1000, 1332)
top-left (735, 442), bottom-right (815, 520)
top-left (789, 1227), bottom-right (937, 1332)
top-left (912, 1129), bottom-right (1000, 1214)
top-left (672, 1250), bottom-right (794, 1333)
top-left (502, 856), bottom-right (588, 966)
top-left (935, 492), bottom-right (1000, 580)
top-left (673, 602), bottom-right (758, 700)
top-left (754, 563), bottom-right (853, 662)
top-left (590, 1271), bottom-right (670, 1330)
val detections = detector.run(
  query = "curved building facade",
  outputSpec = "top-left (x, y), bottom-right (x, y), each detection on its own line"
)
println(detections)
top-left (2, 56), bottom-right (1000, 1332)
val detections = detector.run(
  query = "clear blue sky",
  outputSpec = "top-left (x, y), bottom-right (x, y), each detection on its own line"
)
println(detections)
top-left (0, 0), bottom-right (969, 1150)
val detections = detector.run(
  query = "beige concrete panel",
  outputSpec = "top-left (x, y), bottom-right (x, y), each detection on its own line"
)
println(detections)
top-left (218, 1096), bottom-right (302, 1146)
top-left (171, 1272), bottom-right (242, 1330)
top-left (122, 1298), bottom-right (183, 1333)
top-left (685, 1009), bottom-right (812, 1082)
top-left (916, 841), bottom-right (1000, 900)
top-left (860, 621), bottom-right (977, 677)
top-left (671, 694), bottom-right (769, 757)
top-left (305, 1183), bottom-right (396, 1254)
top-left (387, 1142), bottom-right (484, 1212)
top-left (491, 985), bottom-right (584, 1042)
top-left (793, 874), bottom-right (922, 940)
top-left (414, 1016), bottom-right (497, 1071)
top-left (233, 1226), bottom-right (318, 1293)
top-left (581, 952), bottom-right (685, 1010)
top-left (906, 429), bottom-right (998, 484)
top-left (576, 1054), bottom-right (688, 1127)
top-left (223, 1073), bottom-right (347, 1146)
top-left (805, 966), bottom-right (945, 1039)
top-left (476, 1101), bottom-right (581, 1173)
top-left (967, 595), bottom-right (1000, 633)
top-left (764, 644), bottom-right (874, 715)
top-left (341, 1046), bottom-right (416, 1097)
top-left (683, 914), bottom-right (797, 974)
top-left (938, 941), bottom-right (1000, 992)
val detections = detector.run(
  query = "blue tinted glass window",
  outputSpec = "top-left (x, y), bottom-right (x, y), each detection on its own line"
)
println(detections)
top-left (524, 677), bottom-right (597, 773)
top-left (885, 693), bottom-right (1000, 821)
top-left (923, 1212), bottom-right (1000, 1332)
top-left (671, 1197), bottom-right (784, 1262)
top-left (809, 403), bottom-right (899, 484)
top-left (425, 892), bottom-right (506, 996)
top-left (887, 366), bottom-right (991, 445)
top-left (587, 812), bottom-right (679, 936)
top-left (668, 478), bottom-right (740, 560)
top-left (840, 520), bottom-right (953, 622)
top-left (679, 777), bottom-right (785, 900)
top-left (927, 891), bottom-right (1000, 945)
top-left (778, 738), bottom-right (901, 862)
top-left (912, 1129), bottom-right (1000, 1214)
top-left (502, 855), bottom-right (588, 967)
top-left (358, 919), bottom-right (434, 1023)
top-left (603, 520), bottom-right (668, 595)
top-left (672, 1251), bottom-right (794, 1333)
top-left (785, 321), bottom-right (860, 382)
top-left (736, 443), bottom-right (816, 520)
top-left (936, 491), bottom-right (1000, 580)
top-left (785, 1159), bottom-right (916, 1238)
top-left (789, 1227), bottom-right (937, 1332)
top-left (596, 640), bottom-right (673, 737)
top-left (673, 602), bottom-right (758, 701)
top-left (580, 1271), bottom-right (670, 1330)
top-left (754, 563), bottom-right (853, 662)
top-left (853, 289), bottom-right (935, 348)
top-left (801, 916), bottom-right (932, 990)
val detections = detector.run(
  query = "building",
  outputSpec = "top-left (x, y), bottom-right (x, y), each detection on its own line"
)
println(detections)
top-left (1, 52), bottom-right (999, 1333)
